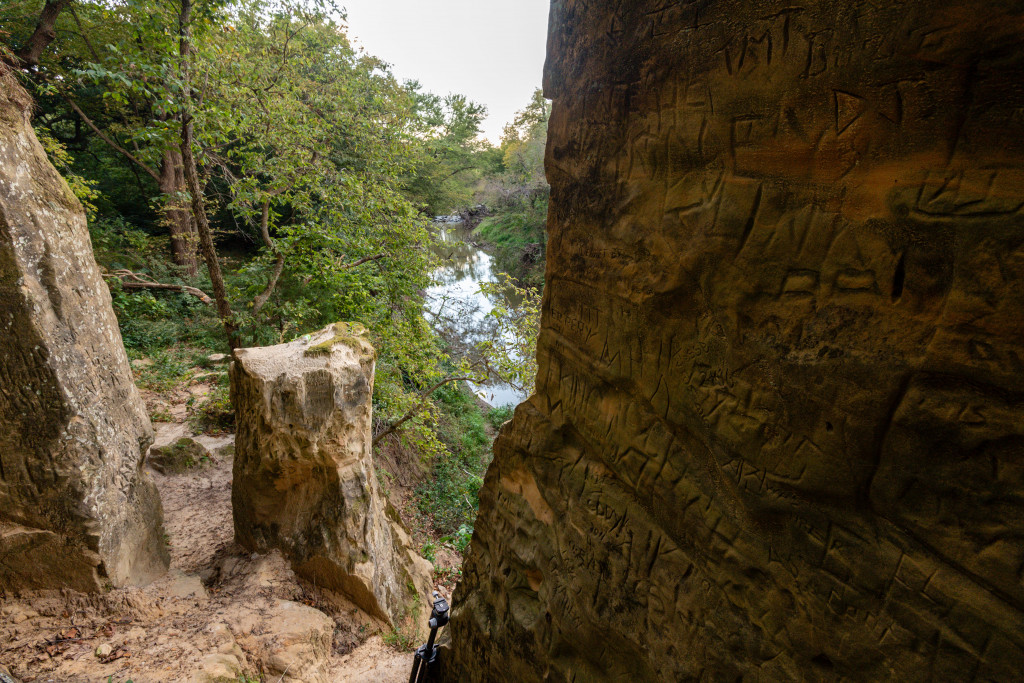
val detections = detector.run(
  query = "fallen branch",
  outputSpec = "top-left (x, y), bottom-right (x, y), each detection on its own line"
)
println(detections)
top-left (102, 269), bottom-right (213, 305)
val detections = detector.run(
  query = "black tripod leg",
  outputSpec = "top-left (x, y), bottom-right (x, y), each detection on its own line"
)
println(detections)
top-left (409, 652), bottom-right (422, 683)
top-left (415, 647), bottom-right (432, 683)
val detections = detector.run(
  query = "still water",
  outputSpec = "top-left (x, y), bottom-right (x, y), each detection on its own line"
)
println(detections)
top-left (426, 222), bottom-right (527, 408)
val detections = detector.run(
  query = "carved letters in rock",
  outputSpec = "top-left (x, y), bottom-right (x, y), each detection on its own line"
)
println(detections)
top-left (0, 73), bottom-right (169, 591)
top-left (443, 2), bottom-right (1024, 680)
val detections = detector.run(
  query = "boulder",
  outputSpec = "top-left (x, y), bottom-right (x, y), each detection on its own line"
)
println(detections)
top-left (192, 653), bottom-right (243, 683)
top-left (257, 600), bottom-right (335, 683)
top-left (0, 68), bottom-right (168, 591)
top-left (231, 323), bottom-right (433, 631)
top-left (442, 1), bottom-right (1024, 681)
top-left (148, 437), bottom-right (212, 474)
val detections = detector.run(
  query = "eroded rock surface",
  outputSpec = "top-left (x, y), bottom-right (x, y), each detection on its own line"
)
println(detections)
top-left (443, 2), bottom-right (1024, 681)
top-left (0, 70), bottom-right (168, 591)
top-left (231, 323), bottom-right (433, 630)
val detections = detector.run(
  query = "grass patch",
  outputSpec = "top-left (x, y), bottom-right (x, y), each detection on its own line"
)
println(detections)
top-left (130, 346), bottom-right (211, 392)
top-left (486, 404), bottom-right (514, 430)
top-left (474, 195), bottom-right (547, 287)
top-left (188, 374), bottom-right (234, 435)
top-left (421, 541), bottom-right (437, 564)
top-left (382, 627), bottom-right (417, 652)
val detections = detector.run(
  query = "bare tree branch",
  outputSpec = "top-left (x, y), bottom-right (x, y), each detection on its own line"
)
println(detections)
top-left (252, 198), bottom-right (285, 315)
top-left (340, 253), bottom-right (386, 270)
top-left (67, 3), bottom-right (100, 62)
top-left (65, 97), bottom-right (161, 183)
top-left (372, 372), bottom-right (481, 446)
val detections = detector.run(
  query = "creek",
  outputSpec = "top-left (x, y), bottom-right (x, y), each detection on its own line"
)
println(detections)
top-left (426, 220), bottom-right (527, 408)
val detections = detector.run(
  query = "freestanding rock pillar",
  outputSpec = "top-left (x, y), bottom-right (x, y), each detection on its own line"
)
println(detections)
top-left (231, 323), bottom-right (433, 629)
top-left (0, 70), bottom-right (169, 591)
top-left (442, 1), bottom-right (1024, 681)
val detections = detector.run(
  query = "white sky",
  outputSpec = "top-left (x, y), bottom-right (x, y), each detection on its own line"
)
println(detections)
top-left (339, 0), bottom-right (551, 144)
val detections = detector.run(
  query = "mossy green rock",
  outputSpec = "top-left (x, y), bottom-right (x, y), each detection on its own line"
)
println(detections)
top-left (148, 437), bottom-right (211, 474)
top-left (302, 321), bottom-right (374, 359)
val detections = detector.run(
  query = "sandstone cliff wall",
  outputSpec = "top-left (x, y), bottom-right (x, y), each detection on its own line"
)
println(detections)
top-left (443, 1), bottom-right (1024, 680)
top-left (0, 72), bottom-right (168, 591)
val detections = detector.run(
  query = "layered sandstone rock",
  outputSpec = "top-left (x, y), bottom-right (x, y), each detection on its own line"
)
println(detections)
top-left (231, 323), bottom-right (433, 629)
top-left (443, 1), bottom-right (1024, 680)
top-left (0, 70), bottom-right (168, 591)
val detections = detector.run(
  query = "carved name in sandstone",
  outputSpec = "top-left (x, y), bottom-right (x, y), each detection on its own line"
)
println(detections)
top-left (443, 1), bottom-right (1024, 681)
top-left (0, 70), bottom-right (168, 591)
top-left (231, 323), bottom-right (433, 629)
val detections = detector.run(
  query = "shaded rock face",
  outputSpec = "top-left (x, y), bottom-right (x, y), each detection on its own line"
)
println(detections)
top-left (231, 323), bottom-right (433, 629)
top-left (443, 1), bottom-right (1024, 681)
top-left (0, 73), bottom-right (168, 591)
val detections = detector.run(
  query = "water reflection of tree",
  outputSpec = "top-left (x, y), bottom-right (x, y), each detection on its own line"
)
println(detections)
top-left (427, 223), bottom-right (535, 403)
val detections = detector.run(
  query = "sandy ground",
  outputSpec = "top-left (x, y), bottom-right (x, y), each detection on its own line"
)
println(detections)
top-left (0, 423), bottom-right (418, 682)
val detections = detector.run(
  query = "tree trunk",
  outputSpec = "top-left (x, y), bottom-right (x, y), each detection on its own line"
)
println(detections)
top-left (158, 149), bottom-right (198, 275)
top-left (14, 0), bottom-right (73, 68)
top-left (180, 120), bottom-right (236, 347)
top-left (178, 0), bottom-right (238, 348)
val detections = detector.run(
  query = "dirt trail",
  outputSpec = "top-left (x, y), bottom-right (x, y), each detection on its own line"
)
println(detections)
top-left (0, 423), bottom-right (417, 682)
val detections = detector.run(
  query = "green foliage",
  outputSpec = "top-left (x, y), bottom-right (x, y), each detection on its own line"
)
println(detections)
top-left (403, 85), bottom-right (495, 215)
top-left (486, 404), bottom-right (515, 430)
top-left (188, 374), bottom-right (234, 435)
top-left (477, 275), bottom-right (542, 396)
top-left (382, 627), bottom-right (416, 652)
top-left (499, 88), bottom-right (550, 191)
top-left (420, 541), bottom-right (437, 564)
top-left (416, 449), bottom-right (484, 533)
top-left (433, 565), bottom-right (462, 584)
top-left (473, 88), bottom-right (550, 284)
top-left (441, 523), bottom-right (474, 554)
top-left (34, 127), bottom-right (101, 218)
top-left (415, 384), bottom-right (490, 537)
top-left (92, 218), bottom-right (225, 355)
top-left (130, 347), bottom-right (204, 391)
top-left (474, 195), bottom-right (548, 286)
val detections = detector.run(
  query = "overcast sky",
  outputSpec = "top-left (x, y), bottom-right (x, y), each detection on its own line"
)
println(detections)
top-left (339, 0), bottom-right (551, 144)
